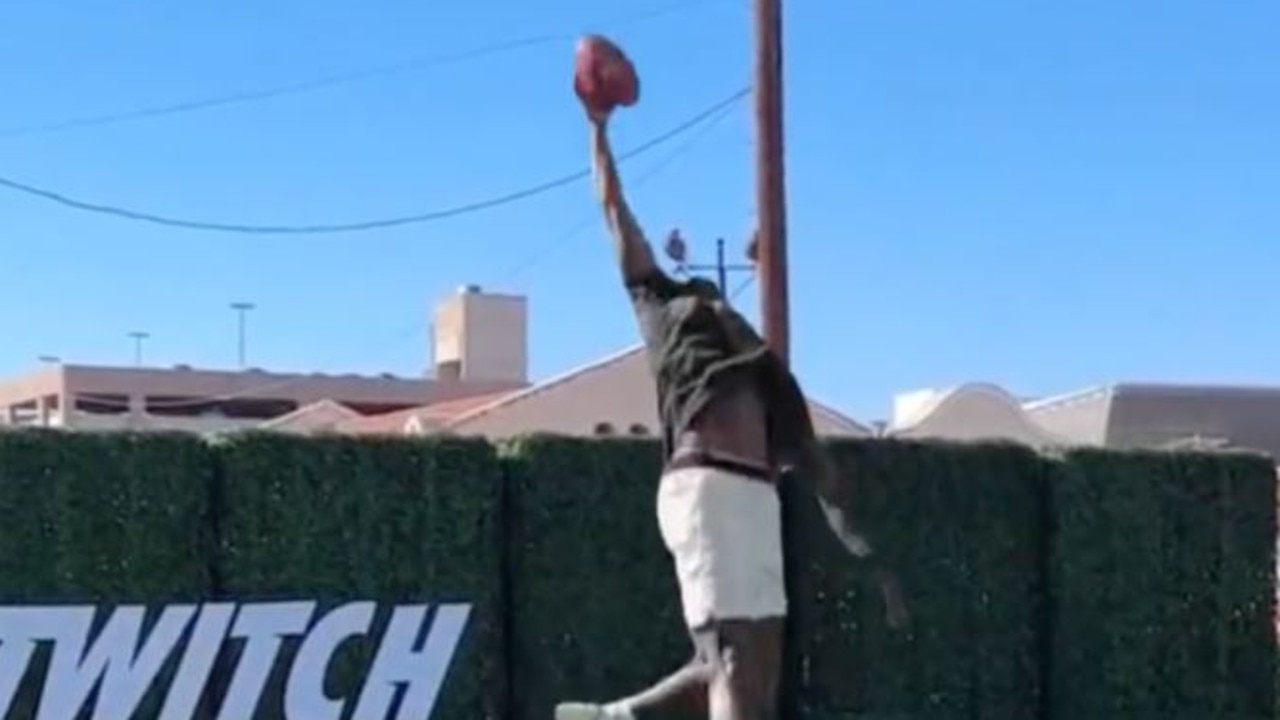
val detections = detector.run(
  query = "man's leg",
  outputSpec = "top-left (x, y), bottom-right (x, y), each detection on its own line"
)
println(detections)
top-left (554, 654), bottom-right (712, 720)
top-left (557, 469), bottom-right (713, 720)
top-left (698, 618), bottom-right (784, 720)
top-left (617, 657), bottom-right (714, 719)
top-left (592, 615), bottom-right (786, 720)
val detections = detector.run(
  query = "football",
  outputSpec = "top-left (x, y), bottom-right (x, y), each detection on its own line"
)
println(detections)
top-left (573, 34), bottom-right (640, 116)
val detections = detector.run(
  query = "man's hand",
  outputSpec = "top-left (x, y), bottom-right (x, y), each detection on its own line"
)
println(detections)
top-left (802, 449), bottom-right (908, 630)
top-left (587, 107), bottom-right (611, 128)
top-left (819, 497), bottom-right (872, 558)
top-left (874, 567), bottom-right (909, 630)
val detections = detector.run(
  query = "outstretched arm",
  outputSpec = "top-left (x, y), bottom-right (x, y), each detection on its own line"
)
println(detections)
top-left (775, 368), bottom-right (909, 629)
top-left (792, 434), bottom-right (871, 557)
top-left (589, 118), bottom-right (663, 285)
top-left (791, 436), bottom-right (909, 629)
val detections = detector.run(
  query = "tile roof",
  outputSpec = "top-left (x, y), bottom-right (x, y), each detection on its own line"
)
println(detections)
top-left (336, 390), bottom-right (517, 436)
top-left (443, 344), bottom-right (870, 436)
top-left (326, 345), bottom-right (868, 438)
top-left (443, 345), bottom-right (646, 430)
top-left (257, 399), bottom-right (360, 432)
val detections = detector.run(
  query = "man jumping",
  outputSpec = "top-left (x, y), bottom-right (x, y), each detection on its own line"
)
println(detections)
top-left (555, 112), bottom-right (906, 720)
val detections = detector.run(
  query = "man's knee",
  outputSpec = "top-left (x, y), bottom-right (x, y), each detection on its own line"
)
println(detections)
top-left (711, 650), bottom-right (777, 720)
top-left (696, 619), bottom-right (783, 694)
top-left (682, 653), bottom-right (717, 684)
top-left (718, 645), bottom-right (769, 706)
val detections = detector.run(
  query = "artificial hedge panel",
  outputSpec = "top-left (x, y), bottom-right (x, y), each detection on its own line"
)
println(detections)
top-left (1216, 454), bottom-right (1279, 718)
top-left (794, 439), bottom-right (1047, 720)
top-left (1050, 449), bottom-right (1277, 720)
top-left (214, 433), bottom-right (505, 720)
top-left (0, 429), bottom-right (215, 720)
top-left (501, 435), bottom-right (691, 720)
top-left (0, 429), bottom-right (1273, 720)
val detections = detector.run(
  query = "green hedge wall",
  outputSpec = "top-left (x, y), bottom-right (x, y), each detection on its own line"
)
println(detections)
top-left (792, 440), bottom-right (1048, 720)
top-left (0, 430), bottom-right (215, 720)
top-left (215, 432), bottom-right (506, 720)
top-left (500, 435), bottom-right (690, 720)
top-left (1050, 449), bottom-right (1277, 720)
top-left (0, 430), bottom-right (1274, 720)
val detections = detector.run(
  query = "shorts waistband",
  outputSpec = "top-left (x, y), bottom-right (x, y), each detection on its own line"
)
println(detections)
top-left (665, 450), bottom-right (774, 482)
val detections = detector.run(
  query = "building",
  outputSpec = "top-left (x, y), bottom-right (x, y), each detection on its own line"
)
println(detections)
top-left (0, 286), bottom-right (530, 435)
top-left (3, 281), bottom-right (868, 439)
top-left (888, 383), bottom-right (1066, 447)
top-left (1026, 383), bottom-right (1280, 457)
top-left (887, 380), bottom-right (1280, 460)
top-left (274, 345), bottom-right (871, 439)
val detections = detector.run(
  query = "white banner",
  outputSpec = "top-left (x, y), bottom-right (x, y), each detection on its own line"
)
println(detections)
top-left (0, 601), bottom-right (471, 720)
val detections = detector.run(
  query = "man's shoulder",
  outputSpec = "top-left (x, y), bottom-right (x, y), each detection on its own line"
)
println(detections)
top-left (625, 266), bottom-right (683, 300)
top-left (623, 272), bottom-right (681, 355)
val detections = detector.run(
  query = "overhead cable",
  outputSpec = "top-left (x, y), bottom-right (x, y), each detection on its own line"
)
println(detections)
top-left (495, 95), bottom-right (743, 282)
top-left (0, 87), bottom-right (749, 234)
top-left (0, 0), bottom-right (729, 138)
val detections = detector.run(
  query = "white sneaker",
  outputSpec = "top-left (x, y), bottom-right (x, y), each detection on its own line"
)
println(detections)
top-left (555, 703), bottom-right (607, 720)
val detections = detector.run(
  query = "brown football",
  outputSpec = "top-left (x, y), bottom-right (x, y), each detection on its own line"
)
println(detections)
top-left (573, 34), bottom-right (640, 116)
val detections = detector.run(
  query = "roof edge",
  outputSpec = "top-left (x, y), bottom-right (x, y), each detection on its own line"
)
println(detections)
top-left (445, 344), bottom-right (648, 429)
top-left (890, 382), bottom-right (1076, 445)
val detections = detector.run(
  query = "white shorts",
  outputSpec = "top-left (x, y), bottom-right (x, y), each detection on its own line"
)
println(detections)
top-left (656, 465), bottom-right (787, 629)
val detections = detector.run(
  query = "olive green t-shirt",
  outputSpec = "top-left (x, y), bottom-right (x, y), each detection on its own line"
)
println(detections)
top-left (624, 268), bottom-right (813, 469)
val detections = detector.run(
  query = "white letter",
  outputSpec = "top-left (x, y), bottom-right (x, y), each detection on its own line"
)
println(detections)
top-left (216, 601), bottom-right (315, 720)
top-left (38, 604), bottom-right (196, 720)
top-left (92, 605), bottom-right (196, 720)
top-left (284, 602), bottom-right (375, 720)
top-left (159, 603), bottom-right (236, 720)
top-left (351, 604), bottom-right (470, 720)
top-left (0, 606), bottom-right (76, 717)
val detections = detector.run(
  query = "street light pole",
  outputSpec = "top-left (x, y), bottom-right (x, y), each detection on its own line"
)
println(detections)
top-left (230, 302), bottom-right (255, 368)
top-left (127, 331), bottom-right (150, 367)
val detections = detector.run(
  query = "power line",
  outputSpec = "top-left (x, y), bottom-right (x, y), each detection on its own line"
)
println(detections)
top-left (47, 99), bottom-right (745, 410)
top-left (0, 36), bottom-right (550, 139)
top-left (364, 97), bottom-right (741, 355)
top-left (0, 0), bottom-right (729, 139)
top-left (495, 95), bottom-right (743, 282)
top-left (0, 87), bottom-right (749, 235)
top-left (730, 272), bottom-right (756, 301)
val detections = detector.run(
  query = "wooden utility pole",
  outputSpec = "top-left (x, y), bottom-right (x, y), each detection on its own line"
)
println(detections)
top-left (754, 1), bottom-right (801, 718)
top-left (755, 0), bottom-right (789, 361)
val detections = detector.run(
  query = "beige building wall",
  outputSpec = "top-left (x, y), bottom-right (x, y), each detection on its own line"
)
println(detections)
top-left (433, 286), bottom-right (527, 383)
top-left (0, 364), bottom-right (526, 433)
top-left (449, 348), bottom-right (658, 438)
top-left (0, 285), bottom-right (532, 434)
top-left (71, 413), bottom-right (262, 435)
top-left (447, 346), bottom-right (871, 440)
top-left (258, 400), bottom-right (361, 435)
top-left (889, 383), bottom-right (1064, 446)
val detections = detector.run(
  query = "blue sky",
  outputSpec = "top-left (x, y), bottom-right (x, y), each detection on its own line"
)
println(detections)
top-left (1, 0), bottom-right (1276, 420)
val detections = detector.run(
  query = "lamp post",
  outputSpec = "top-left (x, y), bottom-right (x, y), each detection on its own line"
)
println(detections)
top-left (230, 302), bottom-right (256, 368)
top-left (127, 331), bottom-right (150, 367)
